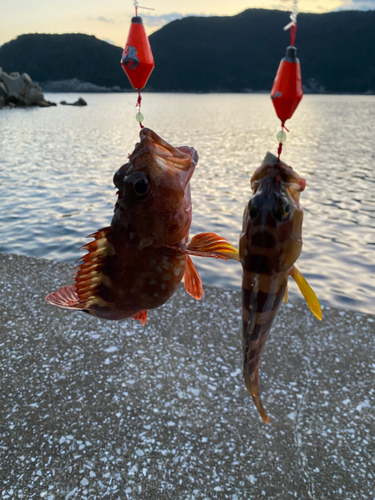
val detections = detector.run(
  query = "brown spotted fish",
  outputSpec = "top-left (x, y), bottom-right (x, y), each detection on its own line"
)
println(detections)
top-left (46, 128), bottom-right (239, 324)
top-left (239, 153), bottom-right (322, 423)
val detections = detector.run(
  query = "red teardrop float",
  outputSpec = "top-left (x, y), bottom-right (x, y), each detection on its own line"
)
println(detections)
top-left (270, 46), bottom-right (303, 123)
top-left (121, 16), bottom-right (155, 89)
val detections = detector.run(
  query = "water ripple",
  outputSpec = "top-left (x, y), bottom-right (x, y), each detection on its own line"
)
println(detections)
top-left (0, 93), bottom-right (374, 313)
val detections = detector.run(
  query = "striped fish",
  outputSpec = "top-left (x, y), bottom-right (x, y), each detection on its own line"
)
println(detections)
top-left (46, 128), bottom-right (239, 323)
top-left (239, 153), bottom-right (321, 423)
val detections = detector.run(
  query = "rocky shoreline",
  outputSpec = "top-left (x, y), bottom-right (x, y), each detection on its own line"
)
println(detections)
top-left (0, 67), bottom-right (56, 108)
top-left (0, 70), bottom-right (373, 101)
top-left (41, 78), bottom-right (123, 93)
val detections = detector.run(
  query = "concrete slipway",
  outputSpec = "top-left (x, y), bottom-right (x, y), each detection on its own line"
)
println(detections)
top-left (0, 253), bottom-right (374, 499)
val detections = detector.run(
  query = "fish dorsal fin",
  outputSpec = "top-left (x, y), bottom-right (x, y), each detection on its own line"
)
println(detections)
top-left (131, 310), bottom-right (148, 326)
top-left (74, 227), bottom-right (114, 307)
top-left (289, 265), bottom-right (322, 320)
top-left (180, 233), bottom-right (240, 261)
top-left (45, 227), bottom-right (114, 311)
top-left (45, 285), bottom-right (82, 310)
top-left (184, 255), bottom-right (204, 300)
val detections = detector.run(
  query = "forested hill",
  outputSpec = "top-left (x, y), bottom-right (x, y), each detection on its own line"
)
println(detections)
top-left (1, 8), bottom-right (375, 93)
top-left (0, 33), bottom-right (126, 89)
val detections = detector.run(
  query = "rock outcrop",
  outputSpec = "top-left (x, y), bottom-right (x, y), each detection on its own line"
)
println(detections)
top-left (42, 78), bottom-right (121, 93)
top-left (0, 67), bottom-right (56, 108)
top-left (60, 97), bottom-right (87, 106)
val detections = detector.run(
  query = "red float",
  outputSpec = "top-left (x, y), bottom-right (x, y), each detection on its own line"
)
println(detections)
top-left (121, 16), bottom-right (155, 89)
top-left (270, 46), bottom-right (303, 123)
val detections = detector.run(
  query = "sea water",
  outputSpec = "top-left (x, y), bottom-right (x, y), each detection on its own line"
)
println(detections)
top-left (0, 93), bottom-right (374, 313)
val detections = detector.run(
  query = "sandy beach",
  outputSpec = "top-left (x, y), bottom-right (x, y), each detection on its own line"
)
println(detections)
top-left (1, 252), bottom-right (374, 499)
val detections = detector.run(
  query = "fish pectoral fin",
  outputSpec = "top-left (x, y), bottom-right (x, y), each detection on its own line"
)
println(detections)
top-left (131, 310), bottom-right (148, 326)
top-left (289, 266), bottom-right (322, 320)
top-left (184, 255), bottom-right (204, 300)
top-left (181, 233), bottom-right (240, 261)
top-left (284, 284), bottom-right (289, 304)
top-left (45, 285), bottom-right (83, 310)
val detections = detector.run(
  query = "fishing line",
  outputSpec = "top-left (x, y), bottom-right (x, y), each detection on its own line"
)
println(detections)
top-left (120, 1), bottom-right (155, 128)
top-left (284, 0), bottom-right (298, 45)
top-left (271, 0), bottom-right (302, 162)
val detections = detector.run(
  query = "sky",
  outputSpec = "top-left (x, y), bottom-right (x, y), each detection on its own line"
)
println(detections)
top-left (1, 0), bottom-right (375, 47)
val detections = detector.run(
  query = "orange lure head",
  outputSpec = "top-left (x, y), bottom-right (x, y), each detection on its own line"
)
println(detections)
top-left (113, 128), bottom-right (198, 249)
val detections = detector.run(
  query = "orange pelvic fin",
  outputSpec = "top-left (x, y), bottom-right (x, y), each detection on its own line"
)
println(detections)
top-left (131, 310), bottom-right (148, 326)
top-left (45, 285), bottom-right (83, 310)
top-left (181, 233), bottom-right (240, 261)
top-left (184, 255), bottom-right (204, 300)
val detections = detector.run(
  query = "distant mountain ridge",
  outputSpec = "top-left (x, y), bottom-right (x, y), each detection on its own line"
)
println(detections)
top-left (0, 33), bottom-right (126, 90)
top-left (1, 9), bottom-right (375, 93)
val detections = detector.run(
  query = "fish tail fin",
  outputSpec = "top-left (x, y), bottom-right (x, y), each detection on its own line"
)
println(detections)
top-left (45, 285), bottom-right (84, 310)
top-left (242, 273), bottom-right (286, 424)
top-left (184, 233), bottom-right (240, 261)
top-left (184, 255), bottom-right (204, 300)
top-left (244, 365), bottom-right (270, 424)
top-left (289, 265), bottom-right (322, 320)
top-left (131, 310), bottom-right (148, 326)
top-left (252, 395), bottom-right (270, 424)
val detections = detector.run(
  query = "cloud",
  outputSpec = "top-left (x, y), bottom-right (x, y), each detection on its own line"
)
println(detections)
top-left (102, 38), bottom-right (116, 45)
top-left (89, 12), bottom-right (199, 32)
top-left (336, 0), bottom-right (375, 8)
top-left (96, 16), bottom-right (115, 24)
top-left (141, 13), bottom-right (185, 27)
top-left (141, 12), bottom-right (209, 29)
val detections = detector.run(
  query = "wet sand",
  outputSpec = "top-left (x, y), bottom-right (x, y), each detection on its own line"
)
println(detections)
top-left (1, 252), bottom-right (374, 499)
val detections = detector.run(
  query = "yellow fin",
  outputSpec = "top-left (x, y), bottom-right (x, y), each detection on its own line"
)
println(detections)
top-left (289, 266), bottom-right (322, 320)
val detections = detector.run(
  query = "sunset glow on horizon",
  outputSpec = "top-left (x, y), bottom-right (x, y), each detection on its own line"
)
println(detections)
top-left (1, 0), bottom-right (374, 47)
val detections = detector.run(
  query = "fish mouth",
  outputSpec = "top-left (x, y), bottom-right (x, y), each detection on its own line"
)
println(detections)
top-left (140, 128), bottom-right (198, 176)
top-left (251, 161), bottom-right (306, 204)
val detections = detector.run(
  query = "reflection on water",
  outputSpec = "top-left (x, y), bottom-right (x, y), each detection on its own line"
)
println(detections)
top-left (0, 93), bottom-right (374, 313)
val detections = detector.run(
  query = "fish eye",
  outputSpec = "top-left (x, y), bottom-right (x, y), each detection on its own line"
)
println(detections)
top-left (248, 195), bottom-right (262, 219)
top-left (273, 196), bottom-right (290, 221)
top-left (134, 177), bottom-right (149, 196)
top-left (127, 172), bottom-right (150, 198)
